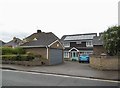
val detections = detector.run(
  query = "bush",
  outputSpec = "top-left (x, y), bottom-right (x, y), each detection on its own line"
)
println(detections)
top-left (2, 55), bottom-right (35, 61)
top-left (1, 47), bottom-right (26, 55)
top-left (26, 55), bottom-right (35, 61)
top-left (2, 55), bottom-right (16, 61)
top-left (2, 47), bottom-right (14, 55)
top-left (13, 47), bottom-right (26, 54)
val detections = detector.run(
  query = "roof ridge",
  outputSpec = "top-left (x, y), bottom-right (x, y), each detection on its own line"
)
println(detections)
top-left (66, 33), bottom-right (97, 36)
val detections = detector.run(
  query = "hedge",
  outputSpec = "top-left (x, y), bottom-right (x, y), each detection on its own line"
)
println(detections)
top-left (1, 55), bottom-right (35, 61)
top-left (1, 47), bottom-right (26, 55)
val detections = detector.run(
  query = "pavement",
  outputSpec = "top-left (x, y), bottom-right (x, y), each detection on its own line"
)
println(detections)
top-left (0, 61), bottom-right (119, 81)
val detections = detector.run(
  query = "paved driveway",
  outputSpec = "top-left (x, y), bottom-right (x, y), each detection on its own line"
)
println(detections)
top-left (1, 61), bottom-right (119, 80)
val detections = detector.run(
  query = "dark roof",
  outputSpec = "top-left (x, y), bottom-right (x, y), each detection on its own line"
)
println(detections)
top-left (93, 36), bottom-right (103, 45)
top-left (4, 37), bottom-right (22, 47)
top-left (21, 32), bottom-right (59, 47)
top-left (0, 40), bottom-right (5, 46)
top-left (61, 33), bottom-right (97, 41)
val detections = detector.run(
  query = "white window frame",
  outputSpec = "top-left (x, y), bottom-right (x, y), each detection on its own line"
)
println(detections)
top-left (63, 43), bottom-right (70, 47)
top-left (64, 51), bottom-right (69, 58)
top-left (86, 41), bottom-right (93, 47)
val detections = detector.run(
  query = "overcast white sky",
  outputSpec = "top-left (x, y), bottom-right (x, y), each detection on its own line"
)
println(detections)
top-left (0, 0), bottom-right (119, 42)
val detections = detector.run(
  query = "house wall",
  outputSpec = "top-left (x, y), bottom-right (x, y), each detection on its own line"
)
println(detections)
top-left (93, 45), bottom-right (106, 55)
top-left (24, 47), bottom-right (47, 59)
top-left (24, 47), bottom-right (49, 65)
top-left (50, 41), bottom-right (63, 49)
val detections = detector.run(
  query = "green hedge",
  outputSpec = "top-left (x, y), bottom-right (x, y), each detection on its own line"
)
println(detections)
top-left (1, 47), bottom-right (26, 55)
top-left (2, 55), bottom-right (35, 61)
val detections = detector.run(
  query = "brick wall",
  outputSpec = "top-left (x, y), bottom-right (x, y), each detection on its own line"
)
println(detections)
top-left (93, 45), bottom-right (106, 55)
top-left (50, 41), bottom-right (63, 49)
top-left (24, 47), bottom-right (47, 59)
top-left (90, 55), bottom-right (120, 70)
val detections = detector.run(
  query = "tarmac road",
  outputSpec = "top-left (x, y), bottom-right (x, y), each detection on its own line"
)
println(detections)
top-left (2, 69), bottom-right (119, 86)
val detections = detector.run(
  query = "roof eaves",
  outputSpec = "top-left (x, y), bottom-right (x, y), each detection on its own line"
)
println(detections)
top-left (20, 45), bottom-right (46, 48)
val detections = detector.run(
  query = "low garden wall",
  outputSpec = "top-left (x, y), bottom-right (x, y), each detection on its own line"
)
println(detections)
top-left (1, 55), bottom-right (49, 66)
top-left (90, 55), bottom-right (120, 70)
top-left (2, 59), bottom-right (49, 66)
top-left (2, 60), bottom-right (42, 66)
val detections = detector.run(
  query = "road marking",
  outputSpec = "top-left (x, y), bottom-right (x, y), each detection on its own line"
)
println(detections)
top-left (2, 69), bottom-right (120, 83)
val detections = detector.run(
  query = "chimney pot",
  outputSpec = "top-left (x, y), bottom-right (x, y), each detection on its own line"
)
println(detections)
top-left (37, 30), bottom-right (42, 33)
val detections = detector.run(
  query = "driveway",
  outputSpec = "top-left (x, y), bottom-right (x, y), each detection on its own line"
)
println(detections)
top-left (1, 61), bottom-right (119, 80)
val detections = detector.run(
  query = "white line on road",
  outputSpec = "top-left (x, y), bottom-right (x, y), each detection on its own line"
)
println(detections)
top-left (2, 69), bottom-right (120, 83)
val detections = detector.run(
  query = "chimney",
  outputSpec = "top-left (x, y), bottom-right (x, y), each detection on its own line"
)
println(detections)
top-left (13, 37), bottom-right (17, 42)
top-left (37, 30), bottom-right (42, 33)
top-left (13, 37), bottom-right (16, 40)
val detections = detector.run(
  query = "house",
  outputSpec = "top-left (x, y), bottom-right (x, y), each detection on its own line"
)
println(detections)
top-left (93, 34), bottom-right (106, 55)
top-left (3, 37), bottom-right (22, 48)
top-left (61, 33), bottom-right (97, 61)
top-left (0, 40), bottom-right (5, 47)
top-left (20, 30), bottom-right (64, 65)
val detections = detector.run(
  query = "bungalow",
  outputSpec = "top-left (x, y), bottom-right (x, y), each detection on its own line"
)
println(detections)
top-left (3, 37), bottom-right (22, 48)
top-left (61, 33), bottom-right (97, 61)
top-left (20, 30), bottom-right (64, 65)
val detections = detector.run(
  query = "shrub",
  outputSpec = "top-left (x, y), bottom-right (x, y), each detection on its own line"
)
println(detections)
top-left (2, 55), bottom-right (16, 61)
top-left (13, 47), bottom-right (26, 54)
top-left (1, 47), bottom-right (26, 55)
top-left (2, 47), bottom-right (14, 55)
top-left (26, 52), bottom-right (34, 56)
top-left (15, 54), bottom-right (22, 61)
top-left (2, 55), bottom-right (35, 61)
top-left (26, 55), bottom-right (35, 61)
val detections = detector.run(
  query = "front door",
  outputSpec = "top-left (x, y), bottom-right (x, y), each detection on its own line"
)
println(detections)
top-left (71, 51), bottom-right (78, 61)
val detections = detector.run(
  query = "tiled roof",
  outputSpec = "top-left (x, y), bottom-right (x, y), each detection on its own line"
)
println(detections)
top-left (93, 36), bottom-right (103, 45)
top-left (0, 40), bottom-right (5, 46)
top-left (21, 32), bottom-right (59, 47)
top-left (4, 38), bottom-right (22, 46)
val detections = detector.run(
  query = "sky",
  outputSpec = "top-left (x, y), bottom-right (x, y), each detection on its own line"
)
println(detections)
top-left (0, 0), bottom-right (119, 42)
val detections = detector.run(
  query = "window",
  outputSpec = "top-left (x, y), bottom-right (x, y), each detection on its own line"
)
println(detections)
top-left (76, 41), bottom-right (81, 44)
top-left (64, 52), bottom-right (69, 58)
top-left (57, 44), bottom-right (59, 47)
top-left (63, 43), bottom-right (70, 47)
top-left (86, 41), bottom-right (93, 47)
top-left (33, 38), bottom-right (37, 41)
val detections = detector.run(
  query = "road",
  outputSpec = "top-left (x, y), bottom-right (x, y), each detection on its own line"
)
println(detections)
top-left (2, 69), bottom-right (119, 86)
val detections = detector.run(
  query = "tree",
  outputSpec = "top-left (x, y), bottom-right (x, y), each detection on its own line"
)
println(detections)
top-left (102, 26), bottom-right (120, 56)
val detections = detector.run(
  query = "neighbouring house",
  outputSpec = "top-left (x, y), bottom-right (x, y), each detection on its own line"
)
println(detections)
top-left (20, 30), bottom-right (64, 65)
top-left (93, 34), bottom-right (106, 55)
top-left (0, 40), bottom-right (5, 46)
top-left (3, 37), bottom-right (22, 48)
top-left (61, 33), bottom-right (97, 61)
